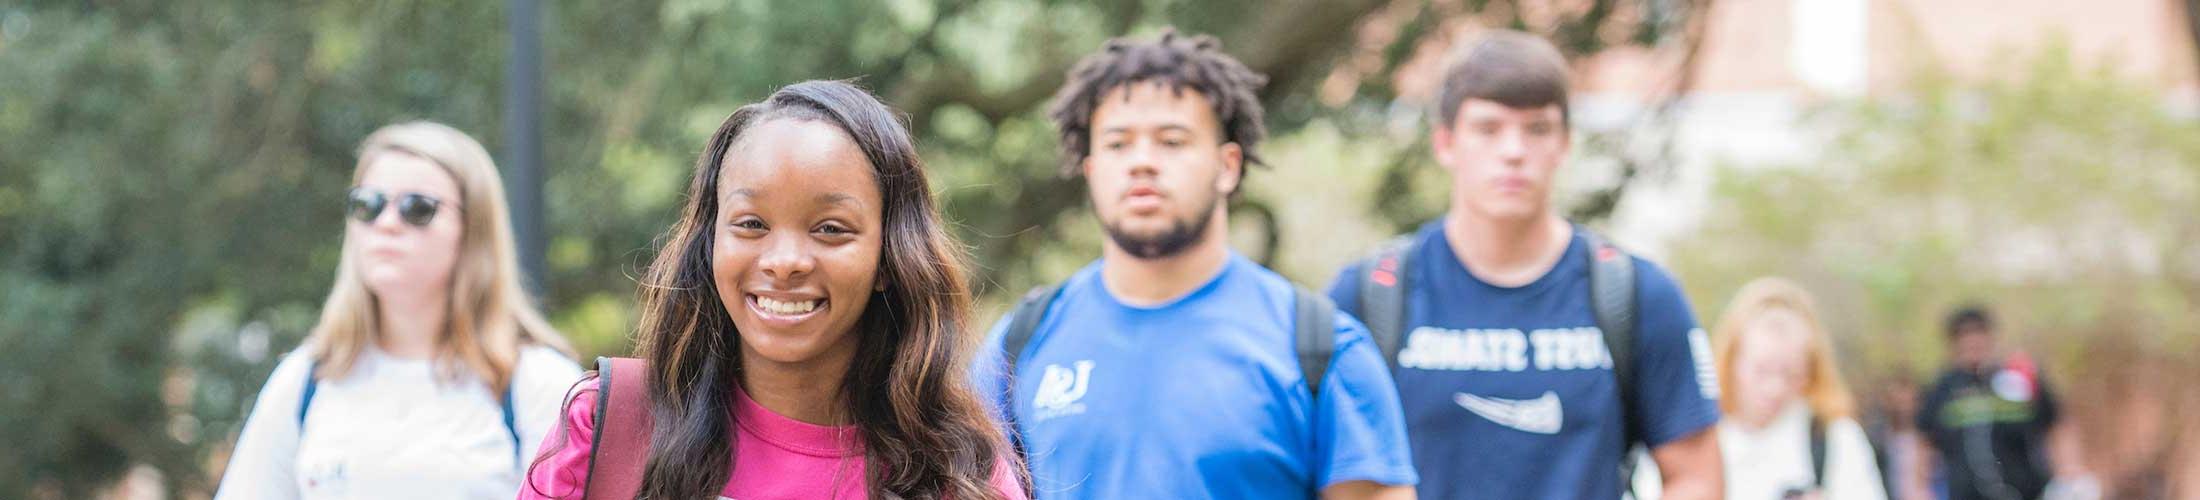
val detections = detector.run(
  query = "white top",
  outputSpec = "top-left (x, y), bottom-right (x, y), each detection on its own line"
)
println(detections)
top-left (1717, 404), bottom-right (1887, 500)
top-left (215, 344), bottom-right (583, 500)
top-left (1629, 403), bottom-right (1888, 500)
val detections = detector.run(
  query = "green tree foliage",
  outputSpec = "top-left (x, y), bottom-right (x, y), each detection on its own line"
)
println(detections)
top-left (1667, 43), bottom-right (2200, 383)
top-left (0, 0), bottom-right (1695, 495)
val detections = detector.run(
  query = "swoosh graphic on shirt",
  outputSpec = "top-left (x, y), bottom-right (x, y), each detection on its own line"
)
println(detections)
top-left (1454, 391), bottom-right (1564, 435)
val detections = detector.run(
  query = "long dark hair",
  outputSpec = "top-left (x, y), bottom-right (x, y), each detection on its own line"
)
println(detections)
top-left (620, 80), bottom-right (1008, 499)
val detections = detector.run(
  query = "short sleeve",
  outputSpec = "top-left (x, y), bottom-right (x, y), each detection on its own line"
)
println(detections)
top-left (513, 346), bottom-right (585, 467)
top-left (1827, 418), bottom-right (1891, 500)
top-left (213, 351), bottom-right (315, 500)
top-left (1310, 313), bottom-right (1419, 488)
top-left (1626, 260), bottom-right (1722, 447)
top-left (516, 383), bottom-right (598, 500)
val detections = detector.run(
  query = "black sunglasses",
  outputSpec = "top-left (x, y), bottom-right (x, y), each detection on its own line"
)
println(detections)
top-left (346, 187), bottom-right (452, 228)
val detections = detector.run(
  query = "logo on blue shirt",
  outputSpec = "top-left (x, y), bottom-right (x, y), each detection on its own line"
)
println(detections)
top-left (1032, 360), bottom-right (1094, 422)
top-left (1397, 326), bottom-right (1614, 372)
top-left (1454, 391), bottom-right (1565, 434)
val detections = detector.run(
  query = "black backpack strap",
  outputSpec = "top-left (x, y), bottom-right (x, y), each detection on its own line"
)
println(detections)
top-left (1810, 417), bottom-right (1830, 488)
top-left (1578, 227), bottom-right (1645, 496)
top-left (999, 283), bottom-right (1063, 465)
top-left (1003, 283), bottom-right (1065, 376)
top-left (1356, 236), bottom-right (1416, 367)
top-left (298, 360), bottom-right (320, 428)
top-left (1580, 227), bottom-right (1639, 439)
top-left (1293, 287), bottom-right (1338, 400)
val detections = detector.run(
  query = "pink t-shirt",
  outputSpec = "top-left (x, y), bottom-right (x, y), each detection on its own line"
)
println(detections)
top-left (518, 385), bottom-right (1024, 500)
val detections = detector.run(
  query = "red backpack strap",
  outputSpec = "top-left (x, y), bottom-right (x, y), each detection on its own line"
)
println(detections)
top-left (585, 357), bottom-right (653, 500)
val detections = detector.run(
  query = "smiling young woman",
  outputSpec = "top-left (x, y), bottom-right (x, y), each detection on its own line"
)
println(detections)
top-left (519, 81), bottom-right (1023, 500)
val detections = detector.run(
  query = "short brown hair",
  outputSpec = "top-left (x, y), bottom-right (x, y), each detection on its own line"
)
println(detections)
top-left (1946, 304), bottom-right (1995, 340)
top-left (1434, 30), bottom-right (1573, 129)
top-left (1047, 28), bottom-right (1269, 178)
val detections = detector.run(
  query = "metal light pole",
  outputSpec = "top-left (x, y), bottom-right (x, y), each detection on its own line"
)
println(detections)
top-left (504, 0), bottom-right (547, 299)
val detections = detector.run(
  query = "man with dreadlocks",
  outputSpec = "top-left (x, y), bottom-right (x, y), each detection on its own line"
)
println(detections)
top-left (970, 29), bottom-right (1419, 499)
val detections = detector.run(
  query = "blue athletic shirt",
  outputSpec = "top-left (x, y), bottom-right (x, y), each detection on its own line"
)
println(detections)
top-left (972, 253), bottom-right (1419, 499)
top-left (1327, 220), bottom-right (1721, 500)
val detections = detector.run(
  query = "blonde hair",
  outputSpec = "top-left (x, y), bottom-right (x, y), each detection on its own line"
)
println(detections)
top-left (304, 121), bottom-right (573, 394)
top-left (1711, 277), bottom-right (1856, 421)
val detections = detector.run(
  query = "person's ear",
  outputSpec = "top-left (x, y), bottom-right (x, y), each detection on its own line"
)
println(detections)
top-left (1217, 142), bottom-right (1244, 195)
top-left (1430, 125), bottom-right (1457, 172)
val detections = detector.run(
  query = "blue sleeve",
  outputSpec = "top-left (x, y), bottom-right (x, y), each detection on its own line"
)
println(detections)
top-left (1312, 312), bottom-right (1420, 488)
top-left (1627, 259), bottom-right (1722, 448)
top-left (969, 315), bottom-right (1016, 435)
top-left (1326, 261), bottom-right (1368, 319)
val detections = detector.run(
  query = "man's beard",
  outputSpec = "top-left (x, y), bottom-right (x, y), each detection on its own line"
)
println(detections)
top-left (1100, 192), bottom-right (1219, 260)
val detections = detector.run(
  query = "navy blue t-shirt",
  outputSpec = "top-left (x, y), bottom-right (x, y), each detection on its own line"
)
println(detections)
top-left (1327, 220), bottom-right (1720, 500)
top-left (973, 253), bottom-right (1418, 499)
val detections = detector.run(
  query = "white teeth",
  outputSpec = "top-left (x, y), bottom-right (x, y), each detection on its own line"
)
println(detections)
top-left (755, 296), bottom-right (821, 315)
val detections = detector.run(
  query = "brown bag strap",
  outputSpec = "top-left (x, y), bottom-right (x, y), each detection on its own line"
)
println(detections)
top-left (584, 357), bottom-right (653, 500)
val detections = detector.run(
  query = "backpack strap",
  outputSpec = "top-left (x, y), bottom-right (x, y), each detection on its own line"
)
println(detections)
top-left (995, 284), bottom-right (1062, 472)
top-left (1002, 284), bottom-right (1066, 376)
top-left (298, 360), bottom-right (320, 428)
top-left (1578, 227), bottom-right (1644, 496)
top-left (1810, 417), bottom-right (1830, 488)
top-left (1580, 227), bottom-right (1640, 439)
top-left (584, 356), bottom-right (653, 500)
top-left (1290, 287), bottom-right (1341, 500)
top-left (294, 354), bottom-right (521, 469)
top-left (300, 360), bottom-right (526, 468)
top-left (500, 380), bottom-right (520, 467)
top-left (1356, 236), bottom-right (1416, 366)
top-left (1293, 287), bottom-right (1338, 399)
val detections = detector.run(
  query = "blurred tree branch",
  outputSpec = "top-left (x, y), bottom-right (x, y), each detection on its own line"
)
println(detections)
top-left (1569, 0), bottom-right (1716, 223)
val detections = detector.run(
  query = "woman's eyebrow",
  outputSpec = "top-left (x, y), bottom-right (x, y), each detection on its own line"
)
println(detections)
top-left (721, 188), bottom-right (864, 209)
top-left (816, 192), bottom-right (860, 207)
top-left (722, 187), bottom-right (759, 206)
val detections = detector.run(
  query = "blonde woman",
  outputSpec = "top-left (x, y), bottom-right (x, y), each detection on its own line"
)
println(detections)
top-left (1711, 278), bottom-right (1887, 500)
top-left (216, 122), bottom-right (581, 499)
